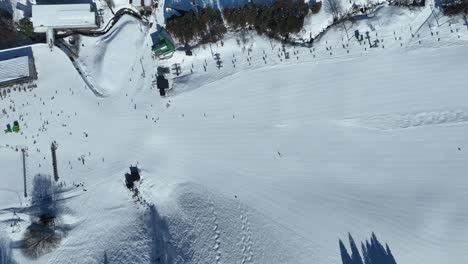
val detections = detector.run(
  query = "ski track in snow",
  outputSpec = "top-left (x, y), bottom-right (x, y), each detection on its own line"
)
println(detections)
top-left (342, 109), bottom-right (468, 130)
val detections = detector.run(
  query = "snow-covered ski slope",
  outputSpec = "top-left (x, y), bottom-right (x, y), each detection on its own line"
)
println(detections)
top-left (1, 3), bottom-right (468, 264)
top-left (77, 16), bottom-right (149, 97)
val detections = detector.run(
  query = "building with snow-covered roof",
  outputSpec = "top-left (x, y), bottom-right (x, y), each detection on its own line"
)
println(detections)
top-left (32, 4), bottom-right (97, 33)
top-left (0, 49), bottom-right (37, 88)
top-left (32, 4), bottom-right (98, 47)
top-left (0, 57), bottom-right (37, 88)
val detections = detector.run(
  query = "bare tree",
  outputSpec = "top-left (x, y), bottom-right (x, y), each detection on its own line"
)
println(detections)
top-left (323, 0), bottom-right (351, 39)
top-left (323, 0), bottom-right (344, 22)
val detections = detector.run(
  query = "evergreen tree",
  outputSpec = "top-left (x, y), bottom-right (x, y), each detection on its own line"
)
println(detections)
top-left (348, 233), bottom-right (364, 264)
top-left (339, 239), bottom-right (353, 264)
top-left (18, 18), bottom-right (34, 38)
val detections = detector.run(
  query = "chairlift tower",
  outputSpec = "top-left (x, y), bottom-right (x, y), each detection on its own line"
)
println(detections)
top-left (21, 148), bottom-right (27, 197)
top-left (51, 141), bottom-right (59, 182)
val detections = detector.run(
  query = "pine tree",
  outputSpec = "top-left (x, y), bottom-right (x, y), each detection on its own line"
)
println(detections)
top-left (339, 239), bottom-right (353, 264)
top-left (348, 233), bottom-right (364, 264)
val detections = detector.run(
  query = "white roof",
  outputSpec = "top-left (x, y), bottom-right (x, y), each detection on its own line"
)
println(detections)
top-left (32, 4), bottom-right (97, 33)
top-left (0, 56), bottom-right (31, 84)
top-left (132, 0), bottom-right (153, 7)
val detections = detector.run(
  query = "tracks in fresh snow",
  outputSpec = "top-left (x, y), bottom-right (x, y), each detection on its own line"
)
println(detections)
top-left (208, 200), bottom-right (255, 264)
top-left (342, 109), bottom-right (468, 130)
top-left (239, 203), bottom-right (254, 264)
top-left (172, 183), bottom-right (315, 263)
top-left (209, 202), bottom-right (222, 263)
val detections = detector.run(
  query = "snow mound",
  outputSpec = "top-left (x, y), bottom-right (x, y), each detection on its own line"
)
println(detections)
top-left (159, 182), bottom-right (315, 264)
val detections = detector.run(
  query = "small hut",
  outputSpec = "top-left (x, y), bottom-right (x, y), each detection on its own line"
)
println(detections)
top-left (156, 75), bottom-right (169, 96)
top-left (152, 35), bottom-right (175, 59)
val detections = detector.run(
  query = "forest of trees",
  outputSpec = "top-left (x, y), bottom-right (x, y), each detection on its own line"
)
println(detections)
top-left (441, 0), bottom-right (468, 15)
top-left (0, 10), bottom-right (40, 49)
top-left (339, 233), bottom-right (397, 264)
top-left (224, 0), bottom-right (310, 39)
top-left (166, 0), bottom-right (317, 44)
top-left (388, 0), bottom-right (425, 6)
top-left (166, 8), bottom-right (227, 45)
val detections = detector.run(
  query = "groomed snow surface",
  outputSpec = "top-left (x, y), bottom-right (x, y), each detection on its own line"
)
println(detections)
top-left (1, 4), bottom-right (468, 264)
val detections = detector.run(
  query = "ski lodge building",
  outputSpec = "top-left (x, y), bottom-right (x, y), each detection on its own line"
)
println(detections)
top-left (32, 4), bottom-right (98, 46)
top-left (0, 48), bottom-right (37, 89)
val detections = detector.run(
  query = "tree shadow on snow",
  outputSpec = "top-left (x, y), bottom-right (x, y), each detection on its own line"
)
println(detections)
top-left (339, 232), bottom-right (397, 264)
top-left (20, 174), bottom-right (73, 259)
top-left (145, 205), bottom-right (192, 264)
